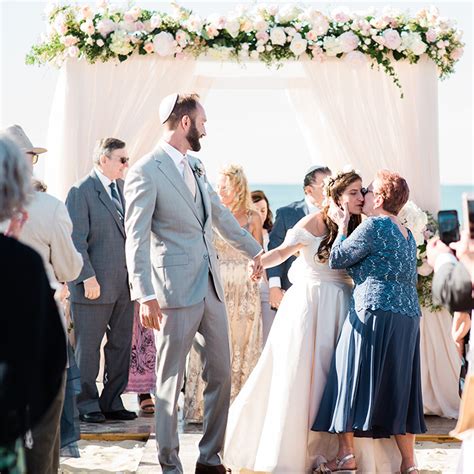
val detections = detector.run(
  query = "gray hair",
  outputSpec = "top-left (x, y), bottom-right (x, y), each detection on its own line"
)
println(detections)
top-left (0, 136), bottom-right (33, 223)
top-left (92, 137), bottom-right (126, 165)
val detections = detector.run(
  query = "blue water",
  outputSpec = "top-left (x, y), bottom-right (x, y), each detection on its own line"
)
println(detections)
top-left (249, 183), bottom-right (474, 220)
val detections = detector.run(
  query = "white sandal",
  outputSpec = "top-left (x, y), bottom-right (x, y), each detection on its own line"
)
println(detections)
top-left (401, 467), bottom-right (419, 474)
top-left (313, 453), bottom-right (357, 473)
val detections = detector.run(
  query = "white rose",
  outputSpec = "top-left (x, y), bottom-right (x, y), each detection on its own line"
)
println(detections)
top-left (256, 44), bottom-right (265, 53)
top-left (240, 19), bottom-right (253, 33)
top-left (225, 18), bottom-right (241, 38)
top-left (250, 50), bottom-right (260, 60)
top-left (67, 45), bottom-right (79, 58)
top-left (344, 50), bottom-right (367, 68)
top-left (331, 8), bottom-right (350, 23)
top-left (270, 27), bottom-right (286, 46)
top-left (175, 29), bottom-right (189, 47)
top-left (96, 39), bottom-right (105, 47)
top-left (400, 32), bottom-right (427, 56)
top-left (323, 36), bottom-right (342, 56)
top-left (276, 5), bottom-right (301, 23)
top-left (150, 14), bottom-right (162, 30)
top-left (382, 29), bottom-right (402, 50)
top-left (80, 19), bottom-right (95, 36)
top-left (186, 15), bottom-right (203, 34)
top-left (153, 31), bottom-right (176, 57)
top-left (338, 31), bottom-right (359, 53)
top-left (254, 19), bottom-right (269, 32)
top-left (289, 34), bottom-right (307, 56)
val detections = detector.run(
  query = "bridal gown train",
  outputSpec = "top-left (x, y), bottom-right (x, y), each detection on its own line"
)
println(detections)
top-left (223, 227), bottom-right (401, 473)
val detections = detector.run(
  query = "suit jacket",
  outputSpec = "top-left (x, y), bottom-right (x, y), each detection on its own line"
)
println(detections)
top-left (66, 170), bottom-right (129, 304)
top-left (124, 146), bottom-right (262, 309)
top-left (19, 191), bottom-right (83, 287)
top-left (0, 234), bottom-right (66, 443)
top-left (432, 261), bottom-right (473, 313)
top-left (267, 199), bottom-right (308, 290)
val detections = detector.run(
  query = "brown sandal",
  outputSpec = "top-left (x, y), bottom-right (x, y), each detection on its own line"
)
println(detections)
top-left (138, 394), bottom-right (155, 414)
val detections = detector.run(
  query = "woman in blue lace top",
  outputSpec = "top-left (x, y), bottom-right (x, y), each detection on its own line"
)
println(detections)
top-left (312, 170), bottom-right (426, 474)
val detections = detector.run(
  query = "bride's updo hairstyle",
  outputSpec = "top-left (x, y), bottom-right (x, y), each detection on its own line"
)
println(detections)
top-left (316, 169), bottom-right (363, 263)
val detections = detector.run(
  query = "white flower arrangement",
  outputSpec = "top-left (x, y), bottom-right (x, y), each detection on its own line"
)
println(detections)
top-left (399, 201), bottom-right (440, 311)
top-left (27, 2), bottom-right (464, 95)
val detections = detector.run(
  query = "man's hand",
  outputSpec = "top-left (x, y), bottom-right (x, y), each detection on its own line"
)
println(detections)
top-left (426, 237), bottom-right (452, 269)
top-left (450, 230), bottom-right (474, 278)
top-left (83, 276), bottom-right (101, 300)
top-left (5, 209), bottom-right (28, 239)
top-left (139, 299), bottom-right (163, 330)
top-left (269, 287), bottom-right (285, 310)
top-left (249, 253), bottom-right (263, 281)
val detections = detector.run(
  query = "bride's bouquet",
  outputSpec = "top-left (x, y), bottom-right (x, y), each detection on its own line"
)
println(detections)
top-left (399, 200), bottom-right (440, 311)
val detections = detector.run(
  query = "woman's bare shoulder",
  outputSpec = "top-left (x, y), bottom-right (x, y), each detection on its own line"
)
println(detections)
top-left (296, 212), bottom-right (327, 237)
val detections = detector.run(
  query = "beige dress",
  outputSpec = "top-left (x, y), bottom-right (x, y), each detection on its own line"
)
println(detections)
top-left (184, 227), bottom-right (262, 423)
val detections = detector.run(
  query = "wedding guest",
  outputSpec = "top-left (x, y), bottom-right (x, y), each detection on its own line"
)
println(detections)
top-left (267, 165), bottom-right (331, 310)
top-left (1, 125), bottom-right (82, 469)
top-left (185, 164), bottom-right (263, 422)
top-left (313, 170), bottom-right (426, 474)
top-left (0, 136), bottom-right (66, 474)
top-left (251, 189), bottom-right (276, 344)
top-left (66, 138), bottom-right (136, 423)
top-left (126, 303), bottom-right (157, 415)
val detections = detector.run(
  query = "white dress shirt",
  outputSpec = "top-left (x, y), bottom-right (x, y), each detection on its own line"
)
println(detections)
top-left (160, 140), bottom-right (187, 177)
top-left (95, 167), bottom-right (119, 202)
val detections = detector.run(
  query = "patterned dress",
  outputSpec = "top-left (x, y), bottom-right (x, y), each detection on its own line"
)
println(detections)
top-left (184, 230), bottom-right (262, 422)
top-left (313, 216), bottom-right (427, 438)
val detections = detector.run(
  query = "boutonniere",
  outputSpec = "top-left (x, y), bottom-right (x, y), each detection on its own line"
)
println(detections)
top-left (193, 161), bottom-right (205, 178)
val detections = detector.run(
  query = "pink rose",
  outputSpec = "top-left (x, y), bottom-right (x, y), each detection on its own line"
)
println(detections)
top-left (451, 48), bottom-right (464, 60)
top-left (144, 42), bottom-right (154, 54)
top-left (80, 19), bottom-right (95, 36)
top-left (150, 15), bottom-right (162, 29)
top-left (256, 31), bottom-right (269, 43)
top-left (306, 30), bottom-right (318, 42)
top-left (133, 21), bottom-right (145, 32)
top-left (79, 6), bottom-right (93, 20)
top-left (97, 19), bottom-right (116, 37)
top-left (338, 31), bottom-right (359, 53)
top-left (61, 35), bottom-right (78, 47)
top-left (426, 29), bottom-right (437, 43)
top-left (382, 29), bottom-right (402, 50)
top-left (124, 7), bottom-right (141, 23)
top-left (205, 25), bottom-right (219, 39)
top-left (332, 10), bottom-right (350, 23)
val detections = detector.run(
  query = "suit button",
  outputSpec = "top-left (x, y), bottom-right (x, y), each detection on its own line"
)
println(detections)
top-left (203, 254), bottom-right (209, 260)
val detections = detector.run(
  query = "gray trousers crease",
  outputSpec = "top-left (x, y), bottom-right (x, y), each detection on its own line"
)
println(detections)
top-left (71, 291), bottom-right (134, 414)
top-left (154, 274), bottom-right (231, 474)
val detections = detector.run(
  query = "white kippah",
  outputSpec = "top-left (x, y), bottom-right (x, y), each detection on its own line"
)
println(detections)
top-left (159, 93), bottom-right (179, 124)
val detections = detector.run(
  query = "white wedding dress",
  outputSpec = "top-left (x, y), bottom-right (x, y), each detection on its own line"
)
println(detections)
top-left (223, 228), bottom-right (402, 473)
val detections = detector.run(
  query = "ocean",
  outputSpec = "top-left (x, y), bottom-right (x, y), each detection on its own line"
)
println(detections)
top-left (249, 183), bottom-right (474, 222)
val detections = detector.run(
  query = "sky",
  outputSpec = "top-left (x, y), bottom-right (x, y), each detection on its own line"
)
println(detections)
top-left (0, 0), bottom-right (472, 186)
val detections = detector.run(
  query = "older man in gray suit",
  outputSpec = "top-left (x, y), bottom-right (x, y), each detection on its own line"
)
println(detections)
top-left (66, 138), bottom-right (136, 423)
top-left (125, 93), bottom-right (263, 474)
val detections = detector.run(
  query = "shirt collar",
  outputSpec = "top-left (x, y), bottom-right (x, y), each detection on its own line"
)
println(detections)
top-left (160, 140), bottom-right (187, 168)
top-left (95, 167), bottom-right (114, 191)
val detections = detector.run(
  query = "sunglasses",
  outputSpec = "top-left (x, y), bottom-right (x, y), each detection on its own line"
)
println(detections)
top-left (361, 187), bottom-right (373, 196)
top-left (108, 155), bottom-right (130, 164)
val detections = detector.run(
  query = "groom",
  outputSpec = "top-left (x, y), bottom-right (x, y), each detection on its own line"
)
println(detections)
top-left (124, 93), bottom-right (263, 474)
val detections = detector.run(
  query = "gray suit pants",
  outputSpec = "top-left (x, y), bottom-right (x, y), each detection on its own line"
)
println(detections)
top-left (155, 274), bottom-right (231, 474)
top-left (71, 289), bottom-right (134, 414)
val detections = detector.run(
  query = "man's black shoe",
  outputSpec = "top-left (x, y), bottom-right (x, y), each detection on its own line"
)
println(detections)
top-left (103, 409), bottom-right (137, 421)
top-left (79, 411), bottom-right (106, 423)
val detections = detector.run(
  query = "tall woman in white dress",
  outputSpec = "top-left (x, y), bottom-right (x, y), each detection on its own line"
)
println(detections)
top-left (223, 170), bottom-right (364, 473)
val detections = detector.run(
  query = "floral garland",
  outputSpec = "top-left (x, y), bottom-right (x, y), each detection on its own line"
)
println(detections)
top-left (27, 2), bottom-right (464, 95)
top-left (399, 201), bottom-right (441, 312)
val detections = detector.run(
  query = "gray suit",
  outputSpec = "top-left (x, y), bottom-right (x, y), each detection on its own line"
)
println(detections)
top-left (125, 146), bottom-right (262, 473)
top-left (66, 170), bottom-right (134, 415)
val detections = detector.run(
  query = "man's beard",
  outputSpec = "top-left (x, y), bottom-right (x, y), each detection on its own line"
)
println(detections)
top-left (186, 121), bottom-right (201, 152)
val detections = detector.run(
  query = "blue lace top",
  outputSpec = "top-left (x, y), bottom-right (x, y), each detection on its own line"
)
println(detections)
top-left (329, 216), bottom-right (421, 318)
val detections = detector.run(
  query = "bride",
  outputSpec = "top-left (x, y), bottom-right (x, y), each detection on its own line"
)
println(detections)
top-left (223, 170), bottom-right (363, 473)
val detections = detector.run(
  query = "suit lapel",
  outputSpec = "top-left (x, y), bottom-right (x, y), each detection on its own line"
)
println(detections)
top-left (91, 171), bottom-right (125, 237)
top-left (154, 148), bottom-right (204, 226)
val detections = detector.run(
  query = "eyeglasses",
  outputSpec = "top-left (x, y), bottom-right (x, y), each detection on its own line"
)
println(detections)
top-left (27, 152), bottom-right (39, 164)
top-left (361, 187), bottom-right (373, 196)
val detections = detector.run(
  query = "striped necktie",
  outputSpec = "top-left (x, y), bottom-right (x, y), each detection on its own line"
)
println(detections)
top-left (109, 182), bottom-right (124, 218)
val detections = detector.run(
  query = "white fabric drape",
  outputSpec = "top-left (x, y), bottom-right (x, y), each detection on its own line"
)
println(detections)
top-left (45, 56), bottom-right (210, 199)
top-left (420, 307), bottom-right (461, 418)
top-left (286, 56), bottom-right (440, 213)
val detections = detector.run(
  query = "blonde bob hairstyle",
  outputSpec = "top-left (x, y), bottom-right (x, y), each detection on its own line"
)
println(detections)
top-left (219, 164), bottom-right (253, 214)
top-left (0, 136), bottom-right (33, 223)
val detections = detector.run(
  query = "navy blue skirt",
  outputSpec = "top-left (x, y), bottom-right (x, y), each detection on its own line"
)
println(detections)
top-left (312, 308), bottom-right (426, 438)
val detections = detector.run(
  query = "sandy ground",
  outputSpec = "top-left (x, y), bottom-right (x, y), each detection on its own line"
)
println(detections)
top-left (59, 437), bottom-right (461, 473)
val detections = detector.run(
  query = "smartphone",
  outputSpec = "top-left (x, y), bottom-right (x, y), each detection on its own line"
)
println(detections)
top-left (462, 193), bottom-right (474, 239)
top-left (438, 210), bottom-right (460, 245)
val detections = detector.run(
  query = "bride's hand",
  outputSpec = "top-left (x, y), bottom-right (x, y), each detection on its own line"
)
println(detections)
top-left (328, 200), bottom-right (350, 232)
